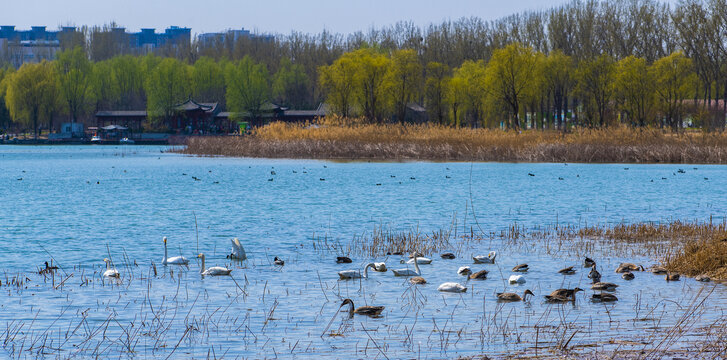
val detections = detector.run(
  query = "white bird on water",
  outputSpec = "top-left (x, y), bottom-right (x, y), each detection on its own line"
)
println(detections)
top-left (392, 253), bottom-right (422, 276)
top-left (103, 258), bottom-right (120, 278)
top-left (472, 251), bottom-right (497, 264)
top-left (162, 237), bottom-right (189, 265)
top-left (437, 282), bottom-right (467, 293)
top-left (508, 274), bottom-right (526, 284)
top-left (338, 263), bottom-right (376, 279)
top-left (228, 237), bottom-right (247, 260)
top-left (197, 253), bottom-right (232, 276)
top-left (458, 266), bottom-right (472, 276)
top-left (406, 256), bottom-right (432, 265)
top-left (373, 262), bottom-right (387, 272)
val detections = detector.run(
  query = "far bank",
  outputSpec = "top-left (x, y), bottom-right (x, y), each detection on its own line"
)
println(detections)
top-left (180, 122), bottom-right (727, 163)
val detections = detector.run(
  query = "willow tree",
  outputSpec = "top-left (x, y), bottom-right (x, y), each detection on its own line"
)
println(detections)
top-left (615, 56), bottom-right (654, 127)
top-left (452, 60), bottom-right (487, 127)
top-left (387, 49), bottom-right (422, 123)
top-left (485, 43), bottom-right (538, 129)
top-left (56, 47), bottom-right (92, 123)
top-left (542, 50), bottom-right (573, 130)
top-left (425, 61), bottom-right (450, 124)
top-left (318, 53), bottom-right (357, 117)
top-left (352, 48), bottom-right (390, 123)
top-left (111, 55), bottom-right (145, 109)
top-left (576, 54), bottom-right (616, 127)
top-left (272, 57), bottom-right (310, 109)
top-left (225, 56), bottom-right (270, 121)
top-left (5, 61), bottom-right (59, 138)
top-left (192, 56), bottom-right (226, 105)
top-left (650, 51), bottom-right (697, 130)
top-left (144, 57), bottom-right (190, 128)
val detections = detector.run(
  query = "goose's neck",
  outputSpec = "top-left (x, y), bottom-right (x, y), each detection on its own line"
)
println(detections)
top-left (348, 301), bottom-right (355, 318)
top-left (199, 256), bottom-right (205, 274)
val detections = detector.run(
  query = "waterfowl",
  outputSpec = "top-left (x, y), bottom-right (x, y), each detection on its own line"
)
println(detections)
top-left (197, 253), bottom-right (232, 276)
top-left (458, 266), bottom-right (472, 276)
top-left (437, 282), bottom-right (467, 293)
top-left (39, 261), bottom-right (59, 274)
top-left (508, 274), bottom-right (526, 284)
top-left (274, 257), bottom-right (285, 266)
top-left (440, 253), bottom-right (456, 259)
top-left (392, 253), bottom-right (422, 277)
top-left (340, 299), bottom-right (384, 318)
top-left (373, 262), bottom-right (387, 272)
top-left (472, 251), bottom-right (497, 264)
top-left (696, 275), bottom-right (711, 282)
top-left (584, 257), bottom-right (596, 268)
top-left (227, 238), bottom-right (246, 260)
top-left (592, 293), bottom-right (618, 302)
top-left (588, 265), bottom-right (602, 283)
top-left (338, 263), bottom-right (376, 279)
top-left (497, 289), bottom-right (534, 302)
top-left (545, 294), bottom-right (574, 303)
top-left (512, 264), bottom-right (529, 272)
top-left (469, 269), bottom-right (488, 280)
top-left (615, 263), bottom-right (644, 273)
top-left (336, 256), bottom-right (353, 264)
top-left (665, 273), bottom-right (680, 281)
top-left (558, 266), bottom-right (576, 275)
top-left (410, 276), bottom-right (427, 285)
top-left (406, 256), bottom-right (432, 265)
top-left (161, 237), bottom-right (190, 265)
top-left (591, 282), bottom-right (619, 291)
top-left (549, 288), bottom-right (583, 298)
top-left (650, 266), bottom-right (667, 275)
top-left (622, 272), bottom-right (635, 280)
top-left (103, 258), bottom-right (120, 278)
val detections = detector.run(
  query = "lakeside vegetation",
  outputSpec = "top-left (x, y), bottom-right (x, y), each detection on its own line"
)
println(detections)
top-left (3, 1), bottom-right (727, 139)
top-left (182, 120), bottom-right (727, 163)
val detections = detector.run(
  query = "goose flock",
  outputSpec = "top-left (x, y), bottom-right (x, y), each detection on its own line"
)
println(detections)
top-left (94, 237), bottom-right (703, 320)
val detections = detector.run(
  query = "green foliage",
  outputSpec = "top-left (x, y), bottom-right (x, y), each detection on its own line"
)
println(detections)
top-left (192, 57), bottom-right (225, 105)
top-left (319, 55), bottom-right (357, 117)
top-left (91, 59), bottom-right (119, 110)
top-left (352, 48), bottom-right (390, 123)
top-left (144, 57), bottom-right (190, 127)
top-left (425, 62), bottom-right (450, 124)
top-left (387, 49), bottom-right (422, 123)
top-left (272, 58), bottom-right (310, 109)
top-left (4, 61), bottom-right (60, 138)
top-left (650, 52), bottom-right (697, 130)
top-left (453, 60), bottom-right (487, 127)
top-left (225, 56), bottom-right (270, 121)
top-left (576, 54), bottom-right (616, 127)
top-left (0, 67), bottom-right (14, 130)
top-left (485, 43), bottom-right (539, 129)
top-left (542, 50), bottom-right (573, 129)
top-left (445, 75), bottom-right (466, 128)
top-left (110, 55), bottom-right (145, 109)
top-left (56, 47), bottom-right (93, 122)
top-left (615, 56), bottom-right (654, 127)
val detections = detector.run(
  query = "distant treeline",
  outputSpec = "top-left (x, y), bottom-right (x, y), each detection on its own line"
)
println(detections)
top-left (2, 0), bottom-right (727, 135)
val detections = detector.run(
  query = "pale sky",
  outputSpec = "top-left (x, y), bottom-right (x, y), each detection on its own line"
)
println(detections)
top-left (3, 0), bottom-right (581, 36)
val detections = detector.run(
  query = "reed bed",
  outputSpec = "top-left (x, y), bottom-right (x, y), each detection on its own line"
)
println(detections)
top-left (183, 120), bottom-right (727, 163)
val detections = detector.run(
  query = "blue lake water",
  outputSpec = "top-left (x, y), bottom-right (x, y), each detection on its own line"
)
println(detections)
top-left (0, 145), bottom-right (725, 359)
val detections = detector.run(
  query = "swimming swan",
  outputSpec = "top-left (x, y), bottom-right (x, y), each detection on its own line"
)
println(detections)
top-left (338, 263), bottom-right (376, 279)
top-left (472, 251), bottom-right (497, 264)
top-left (392, 253), bottom-right (422, 276)
top-left (103, 258), bottom-right (120, 278)
top-left (162, 237), bottom-right (190, 265)
top-left (508, 274), bottom-right (526, 284)
top-left (197, 253), bottom-right (232, 276)
top-left (437, 282), bottom-right (467, 293)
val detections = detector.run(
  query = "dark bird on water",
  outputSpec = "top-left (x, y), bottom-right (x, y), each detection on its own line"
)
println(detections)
top-left (340, 299), bottom-right (384, 318)
top-left (528, 173), bottom-right (535, 177)
top-left (336, 256), bottom-right (353, 264)
top-left (274, 257), bottom-right (285, 266)
top-left (440, 253), bottom-right (456, 259)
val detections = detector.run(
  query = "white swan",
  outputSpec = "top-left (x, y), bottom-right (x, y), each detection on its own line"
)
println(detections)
top-left (508, 274), bottom-right (526, 284)
top-left (406, 256), bottom-right (432, 265)
top-left (392, 253), bottom-right (422, 276)
top-left (197, 253), bottom-right (232, 276)
top-left (458, 266), bottom-right (472, 275)
top-left (103, 258), bottom-right (120, 278)
top-left (162, 237), bottom-right (190, 265)
top-left (338, 263), bottom-right (376, 279)
top-left (373, 262), bottom-right (387, 272)
top-left (437, 282), bottom-right (467, 293)
top-left (228, 237), bottom-right (247, 260)
top-left (473, 251), bottom-right (497, 264)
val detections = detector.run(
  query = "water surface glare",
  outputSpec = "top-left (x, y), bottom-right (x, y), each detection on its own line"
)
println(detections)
top-left (1, 145), bottom-right (726, 358)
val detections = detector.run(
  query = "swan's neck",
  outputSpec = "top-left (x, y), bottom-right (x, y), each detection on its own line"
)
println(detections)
top-left (363, 265), bottom-right (370, 278)
top-left (163, 242), bottom-right (168, 262)
top-left (413, 256), bottom-right (421, 275)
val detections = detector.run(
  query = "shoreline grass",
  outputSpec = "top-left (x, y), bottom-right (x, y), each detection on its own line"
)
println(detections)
top-left (182, 120), bottom-right (727, 163)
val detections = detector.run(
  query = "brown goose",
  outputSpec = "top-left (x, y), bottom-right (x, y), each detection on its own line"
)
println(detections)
top-left (512, 264), bottom-right (529, 272)
top-left (549, 287), bottom-right (583, 298)
top-left (410, 276), bottom-right (427, 285)
top-left (545, 294), bottom-right (575, 303)
top-left (650, 266), bottom-right (667, 275)
top-left (592, 293), bottom-right (618, 302)
top-left (440, 253), bottom-right (456, 259)
top-left (336, 256), bottom-right (353, 264)
top-left (588, 265), bottom-right (602, 283)
top-left (591, 282), bottom-right (619, 291)
top-left (558, 266), bottom-right (576, 275)
top-left (622, 272), bottom-right (635, 280)
top-left (340, 299), bottom-right (385, 318)
top-left (469, 269), bottom-right (489, 280)
top-left (615, 263), bottom-right (644, 273)
top-left (665, 273), bottom-right (680, 281)
top-left (497, 289), bottom-right (534, 302)
top-left (584, 257), bottom-right (596, 268)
